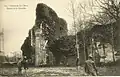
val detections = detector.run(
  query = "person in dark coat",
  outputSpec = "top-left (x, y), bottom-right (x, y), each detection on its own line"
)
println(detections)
top-left (22, 56), bottom-right (28, 70)
top-left (17, 58), bottom-right (22, 75)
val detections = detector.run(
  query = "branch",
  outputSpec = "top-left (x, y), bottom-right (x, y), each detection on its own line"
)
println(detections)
top-left (96, 0), bottom-right (120, 21)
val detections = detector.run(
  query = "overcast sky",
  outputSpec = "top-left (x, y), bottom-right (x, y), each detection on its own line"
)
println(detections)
top-left (0, 0), bottom-right (93, 56)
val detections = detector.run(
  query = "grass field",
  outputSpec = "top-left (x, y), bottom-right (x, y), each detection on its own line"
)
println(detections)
top-left (0, 64), bottom-right (120, 77)
top-left (0, 67), bottom-right (85, 77)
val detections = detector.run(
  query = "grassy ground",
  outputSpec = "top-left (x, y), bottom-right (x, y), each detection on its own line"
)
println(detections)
top-left (0, 67), bottom-right (86, 77)
top-left (98, 66), bottom-right (120, 76)
top-left (0, 61), bottom-right (120, 77)
top-left (98, 59), bottom-right (120, 76)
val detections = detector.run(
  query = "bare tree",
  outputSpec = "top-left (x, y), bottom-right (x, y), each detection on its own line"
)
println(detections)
top-left (68, 0), bottom-right (80, 69)
top-left (78, 3), bottom-right (88, 61)
top-left (74, 1), bottom-right (95, 61)
top-left (91, 0), bottom-right (120, 62)
top-left (68, 0), bottom-right (92, 70)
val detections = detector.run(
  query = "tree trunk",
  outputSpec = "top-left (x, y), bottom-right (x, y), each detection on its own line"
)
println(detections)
top-left (83, 30), bottom-right (86, 61)
top-left (102, 44), bottom-right (106, 63)
top-left (91, 38), bottom-right (94, 58)
top-left (111, 25), bottom-right (115, 63)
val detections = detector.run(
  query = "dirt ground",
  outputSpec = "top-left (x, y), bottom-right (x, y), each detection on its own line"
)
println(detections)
top-left (0, 64), bottom-right (120, 77)
top-left (0, 67), bottom-right (85, 77)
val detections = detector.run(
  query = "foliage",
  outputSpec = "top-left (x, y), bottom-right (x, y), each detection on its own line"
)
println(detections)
top-left (21, 37), bottom-right (34, 59)
top-left (21, 3), bottom-right (68, 65)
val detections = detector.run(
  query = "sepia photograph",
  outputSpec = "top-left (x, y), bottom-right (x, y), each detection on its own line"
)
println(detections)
top-left (0, 0), bottom-right (120, 76)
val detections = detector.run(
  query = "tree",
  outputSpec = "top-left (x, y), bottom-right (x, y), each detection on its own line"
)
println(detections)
top-left (68, 0), bottom-right (93, 65)
top-left (92, 0), bottom-right (120, 62)
top-left (34, 3), bottom-right (69, 65)
top-left (48, 35), bottom-right (76, 65)
top-left (21, 37), bottom-right (34, 59)
top-left (68, 0), bottom-right (80, 67)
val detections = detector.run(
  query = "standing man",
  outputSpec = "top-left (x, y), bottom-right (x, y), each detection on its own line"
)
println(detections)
top-left (17, 58), bottom-right (23, 75)
top-left (22, 56), bottom-right (28, 74)
top-left (23, 56), bottom-right (28, 69)
top-left (84, 54), bottom-right (98, 76)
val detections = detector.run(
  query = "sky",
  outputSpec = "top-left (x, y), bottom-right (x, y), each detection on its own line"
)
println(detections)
top-left (0, 0), bottom-right (92, 56)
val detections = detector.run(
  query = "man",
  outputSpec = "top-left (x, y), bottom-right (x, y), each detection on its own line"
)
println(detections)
top-left (22, 56), bottom-right (28, 70)
top-left (17, 58), bottom-right (23, 75)
top-left (84, 54), bottom-right (98, 76)
top-left (21, 56), bottom-right (29, 76)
